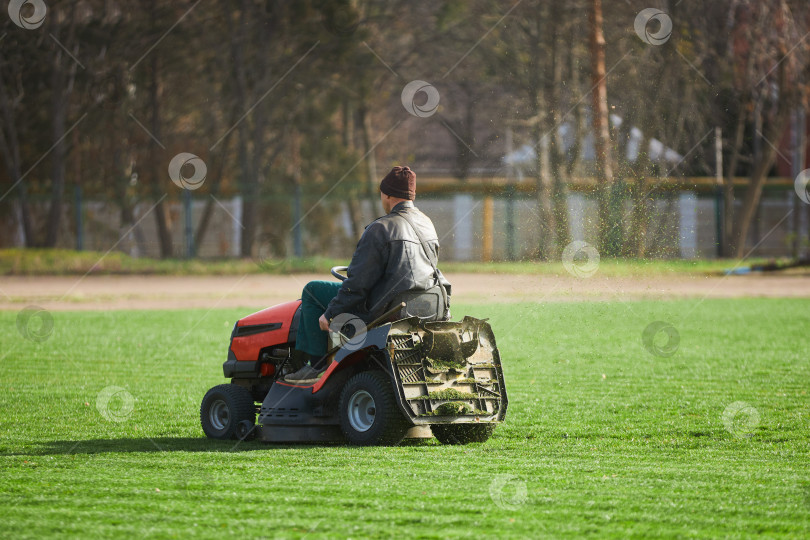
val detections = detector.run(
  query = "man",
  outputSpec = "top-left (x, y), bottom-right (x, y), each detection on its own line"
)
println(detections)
top-left (285, 165), bottom-right (451, 384)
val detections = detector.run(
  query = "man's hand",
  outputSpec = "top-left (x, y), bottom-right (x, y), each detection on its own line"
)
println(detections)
top-left (318, 314), bottom-right (330, 332)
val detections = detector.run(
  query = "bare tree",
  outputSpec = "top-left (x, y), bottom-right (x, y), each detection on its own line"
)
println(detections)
top-left (729, 0), bottom-right (809, 257)
top-left (589, 0), bottom-right (615, 255)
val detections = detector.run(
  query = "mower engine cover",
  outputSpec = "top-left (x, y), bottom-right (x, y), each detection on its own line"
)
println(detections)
top-left (223, 300), bottom-right (302, 378)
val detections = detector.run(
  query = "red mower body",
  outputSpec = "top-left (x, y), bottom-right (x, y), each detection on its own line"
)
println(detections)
top-left (229, 299), bottom-right (301, 361)
top-left (221, 299), bottom-right (302, 390)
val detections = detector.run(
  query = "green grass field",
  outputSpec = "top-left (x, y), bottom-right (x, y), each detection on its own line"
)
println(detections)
top-left (2, 299), bottom-right (809, 538)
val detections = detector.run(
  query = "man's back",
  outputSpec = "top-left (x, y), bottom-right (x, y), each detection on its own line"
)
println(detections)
top-left (285, 165), bottom-right (450, 383)
top-left (322, 200), bottom-right (450, 324)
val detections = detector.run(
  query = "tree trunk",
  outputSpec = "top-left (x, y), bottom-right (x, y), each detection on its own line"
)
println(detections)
top-left (0, 51), bottom-right (34, 246)
top-left (547, 6), bottom-right (569, 254)
top-left (346, 198), bottom-right (363, 238)
top-left (230, 0), bottom-right (257, 258)
top-left (534, 118), bottom-right (553, 260)
top-left (722, 46), bottom-right (757, 257)
top-left (241, 3), bottom-right (277, 259)
top-left (722, 105), bottom-right (747, 256)
top-left (440, 110), bottom-right (475, 183)
top-left (630, 175), bottom-right (648, 257)
top-left (627, 151), bottom-right (651, 258)
top-left (236, 133), bottom-right (255, 259)
top-left (105, 63), bottom-right (145, 256)
top-left (113, 146), bottom-right (145, 256)
top-left (45, 23), bottom-right (68, 247)
top-left (193, 135), bottom-right (231, 255)
top-left (148, 48), bottom-right (173, 258)
top-left (524, 9), bottom-right (552, 260)
top-left (245, 92), bottom-right (267, 258)
top-left (731, 60), bottom-right (794, 257)
top-left (358, 102), bottom-right (378, 207)
top-left (589, 0), bottom-right (615, 255)
top-left (342, 99), bottom-right (364, 237)
top-left (446, 92), bottom-right (476, 183)
top-left (193, 54), bottom-right (242, 255)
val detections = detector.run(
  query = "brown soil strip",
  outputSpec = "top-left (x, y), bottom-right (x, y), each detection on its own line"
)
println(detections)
top-left (1, 273), bottom-right (808, 311)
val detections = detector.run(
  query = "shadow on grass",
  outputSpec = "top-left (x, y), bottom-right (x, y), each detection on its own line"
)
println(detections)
top-left (10, 436), bottom-right (436, 456)
top-left (11, 437), bottom-right (330, 455)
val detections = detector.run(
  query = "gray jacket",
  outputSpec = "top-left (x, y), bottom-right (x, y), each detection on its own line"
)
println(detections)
top-left (323, 201), bottom-right (451, 323)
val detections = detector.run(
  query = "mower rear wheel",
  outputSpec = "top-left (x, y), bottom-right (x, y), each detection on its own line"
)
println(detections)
top-left (200, 384), bottom-right (256, 440)
top-left (432, 423), bottom-right (495, 445)
top-left (339, 371), bottom-right (409, 446)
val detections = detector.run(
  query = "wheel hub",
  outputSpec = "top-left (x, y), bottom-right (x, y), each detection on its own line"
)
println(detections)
top-left (209, 399), bottom-right (229, 431)
top-left (347, 390), bottom-right (376, 432)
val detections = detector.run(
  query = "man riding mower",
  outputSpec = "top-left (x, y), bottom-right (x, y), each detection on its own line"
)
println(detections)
top-left (200, 166), bottom-right (508, 445)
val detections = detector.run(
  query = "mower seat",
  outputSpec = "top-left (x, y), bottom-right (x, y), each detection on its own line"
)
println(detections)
top-left (327, 288), bottom-right (446, 350)
top-left (388, 286), bottom-right (446, 322)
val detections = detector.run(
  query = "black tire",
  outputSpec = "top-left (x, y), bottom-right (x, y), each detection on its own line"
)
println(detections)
top-left (200, 384), bottom-right (256, 440)
top-left (339, 371), bottom-right (410, 446)
top-left (432, 423), bottom-right (496, 445)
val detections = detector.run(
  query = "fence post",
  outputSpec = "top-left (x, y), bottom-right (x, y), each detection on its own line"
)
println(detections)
top-left (505, 185), bottom-right (516, 260)
top-left (183, 188), bottom-right (194, 258)
top-left (791, 108), bottom-right (807, 258)
top-left (482, 195), bottom-right (493, 261)
top-left (714, 127), bottom-right (723, 258)
top-left (74, 183), bottom-right (84, 251)
top-left (293, 182), bottom-right (303, 257)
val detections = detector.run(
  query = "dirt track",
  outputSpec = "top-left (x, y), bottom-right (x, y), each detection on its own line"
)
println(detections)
top-left (1, 272), bottom-right (809, 311)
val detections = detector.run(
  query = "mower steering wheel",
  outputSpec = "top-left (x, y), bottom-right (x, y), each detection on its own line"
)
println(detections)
top-left (331, 265), bottom-right (349, 281)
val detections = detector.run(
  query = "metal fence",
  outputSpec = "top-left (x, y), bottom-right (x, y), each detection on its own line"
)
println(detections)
top-left (3, 188), bottom-right (808, 260)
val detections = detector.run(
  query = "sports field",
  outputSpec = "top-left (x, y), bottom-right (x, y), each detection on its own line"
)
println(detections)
top-left (2, 294), bottom-right (809, 538)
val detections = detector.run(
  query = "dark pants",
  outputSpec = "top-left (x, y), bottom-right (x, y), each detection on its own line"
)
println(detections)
top-left (295, 280), bottom-right (341, 365)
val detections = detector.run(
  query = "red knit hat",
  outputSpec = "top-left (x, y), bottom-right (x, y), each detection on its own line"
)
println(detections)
top-left (380, 166), bottom-right (416, 200)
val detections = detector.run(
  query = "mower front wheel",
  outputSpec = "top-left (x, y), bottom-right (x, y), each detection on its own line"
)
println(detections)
top-left (200, 384), bottom-right (256, 440)
top-left (339, 371), bottom-right (409, 446)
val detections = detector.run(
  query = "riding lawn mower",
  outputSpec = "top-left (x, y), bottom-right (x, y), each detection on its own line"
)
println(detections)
top-left (200, 266), bottom-right (508, 445)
